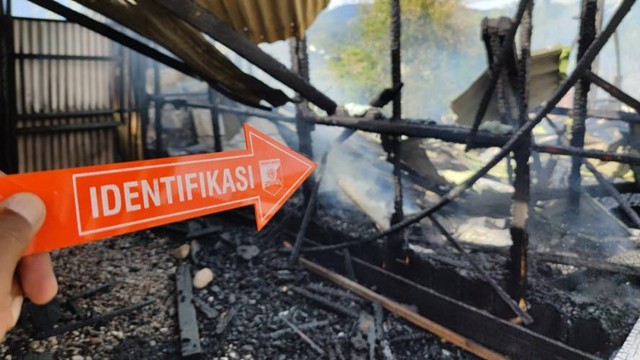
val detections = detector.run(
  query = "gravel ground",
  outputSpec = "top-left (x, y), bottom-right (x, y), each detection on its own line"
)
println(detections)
top-left (1, 213), bottom-right (474, 360)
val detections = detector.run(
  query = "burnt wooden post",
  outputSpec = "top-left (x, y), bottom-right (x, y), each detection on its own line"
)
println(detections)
top-left (508, 1), bottom-right (533, 306)
top-left (568, 0), bottom-right (597, 209)
top-left (289, 36), bottom-right (315, 201)
top-left (208, 88), bottom-right (223, 152)
top-left (153, 61), bottom-right (164, 156)
top-left (386, 0), bottom-right (405, 264)
top-left (0, 0), bottom-right (18, 173)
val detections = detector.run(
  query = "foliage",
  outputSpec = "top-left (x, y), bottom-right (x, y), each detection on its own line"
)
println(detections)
top-left (325, 0), bottom-right (485, 118)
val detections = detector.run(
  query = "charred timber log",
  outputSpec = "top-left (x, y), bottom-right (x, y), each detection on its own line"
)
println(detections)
top-left (508, 0), bottom-right (533, 306)
top-left (587, 71), bottom-right (640, 113)
top-left (299, 0), bottom-right (635, 253)
top-left (387, 0), bottom-right (406, 269)
top-left (547, 106), bottom-right (640, 123)
top-left (304, 115), bottom-right (509, 147)
top-left (154, 0), bottom-right (337, 114)
top-left (569, 0), bottom-right (598, 209)
top-left (533, 144), bottom-right (640, 165)
top-left (290, 36), bottom-right (315, 201)
top-left (176, 264), bottom-right (202, 357)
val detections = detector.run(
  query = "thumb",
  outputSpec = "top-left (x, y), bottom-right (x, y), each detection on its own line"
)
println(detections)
top-left (0, 193), bottom-right (46, 284)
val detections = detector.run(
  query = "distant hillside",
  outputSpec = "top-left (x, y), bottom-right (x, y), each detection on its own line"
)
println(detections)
top-left (307, 4), bottom-right (361, 51)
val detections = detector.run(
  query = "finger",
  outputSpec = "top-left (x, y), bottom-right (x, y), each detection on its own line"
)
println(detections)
top-left (18, 253), bottom-right (57, 305)
top-left (0, 278), bottom-right (23, 342)
top-left (0, 193), bottom-right (46, 297)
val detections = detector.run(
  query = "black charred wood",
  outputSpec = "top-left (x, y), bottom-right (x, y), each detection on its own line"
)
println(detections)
top-left (533, 144), bottom-right (640, 165)
top-left (176, 264), bottom-right (202, 357)
top-left (305, 115), bottom-right (509, 147)
top-left (290, 286), bottom-right (359, 318)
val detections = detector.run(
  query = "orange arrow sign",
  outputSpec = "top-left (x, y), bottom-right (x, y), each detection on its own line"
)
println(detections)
top-left (0, 124), bottom-right (316, 256)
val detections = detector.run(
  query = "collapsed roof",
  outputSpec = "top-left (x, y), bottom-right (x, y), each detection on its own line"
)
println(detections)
top-left (74, 0), bottom-right (330, 108)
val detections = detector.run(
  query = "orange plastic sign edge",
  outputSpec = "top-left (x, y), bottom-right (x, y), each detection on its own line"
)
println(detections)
top-left (0, 124), bottom-right (316, 256)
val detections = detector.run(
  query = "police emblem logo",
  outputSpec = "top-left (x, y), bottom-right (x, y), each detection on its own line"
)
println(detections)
top-left (259, 159), bottom-right (283, 196)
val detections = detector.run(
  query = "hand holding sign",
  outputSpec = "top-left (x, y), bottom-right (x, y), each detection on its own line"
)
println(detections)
top-left (0, 124), bottom-right (316, 256)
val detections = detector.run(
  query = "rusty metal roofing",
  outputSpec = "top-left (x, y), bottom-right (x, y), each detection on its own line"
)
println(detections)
top-left (73, 0), bottom-right (329, 108)
top-left (197, 0), bottom-right (330, 43)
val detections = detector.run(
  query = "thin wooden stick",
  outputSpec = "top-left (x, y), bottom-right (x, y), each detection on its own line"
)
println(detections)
top-left (281, 317), bottom-right (326, 356)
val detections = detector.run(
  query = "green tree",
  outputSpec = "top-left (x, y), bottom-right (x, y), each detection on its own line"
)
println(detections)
top-left (327, 0), bottom-right (485, 119)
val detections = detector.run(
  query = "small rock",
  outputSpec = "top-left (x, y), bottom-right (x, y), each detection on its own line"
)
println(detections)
top-left (110, 331), bottom-right (124, 340)
top-left (237, 245), bottom-right (260, 260)
top-left (170, 244), bottom-right (190, 259)
top-left (71, 356), bottom-right (84, 360)
top-left (88, 337), bottom-right (101, 345)
top-left (193, 268), bottom-right (214, 289)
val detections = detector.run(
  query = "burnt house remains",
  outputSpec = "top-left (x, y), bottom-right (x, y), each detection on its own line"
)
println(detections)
top-left (3, 0), bottom-right (640, 359)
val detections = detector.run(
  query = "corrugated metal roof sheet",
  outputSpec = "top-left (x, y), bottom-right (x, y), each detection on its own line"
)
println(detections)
top-left (451, 47), bottom-right (566, 126)
top-left (74, 0), bottom-right (329, 108)
top-left (197, 0), bottom-right (330, 43)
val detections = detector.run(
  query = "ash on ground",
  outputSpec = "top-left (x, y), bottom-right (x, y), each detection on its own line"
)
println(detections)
top-left (1, 214), bottom-right (474, 360)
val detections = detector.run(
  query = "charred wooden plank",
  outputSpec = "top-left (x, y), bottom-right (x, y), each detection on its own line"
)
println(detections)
top-left (569, 0), bottom-right (598, 208)
top-left (176, 263), bottom-right (202, 357)
top-left (306, 115), bottom-right (509, 148)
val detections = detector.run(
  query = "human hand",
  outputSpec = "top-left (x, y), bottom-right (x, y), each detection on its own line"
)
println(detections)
top-left (0, 174), bottom-right (58, 341)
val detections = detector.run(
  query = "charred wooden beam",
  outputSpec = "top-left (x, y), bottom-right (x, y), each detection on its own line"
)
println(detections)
top-left (533, 144), bottom-right (640, 165)
top-left (569, 0), bottom-right (598, 209)
top-left (299, 0), bottom-right (635, 252)
top-left (290, 36), bottom-right (315, 201)
top-left (508, 0), bottom-right (533, 306)
top-left (154, 0), bottom-right (337, 114)
top-left (305, 115), bottom-right (509, 147)
top-left (0, 1), bottom-right (18, 173)
top-left (547, 106), bottom-right (640, 123)
top-left (587, 71), bottom-right (640, 113)
top-left (176, 263), bottom-right (202, 357)
top-left (208, 89), bottom-right (223, 152)
top-left (387, 0), bottom-right (406, 266)
top-left (466, 0), bottom-right (533, 150)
